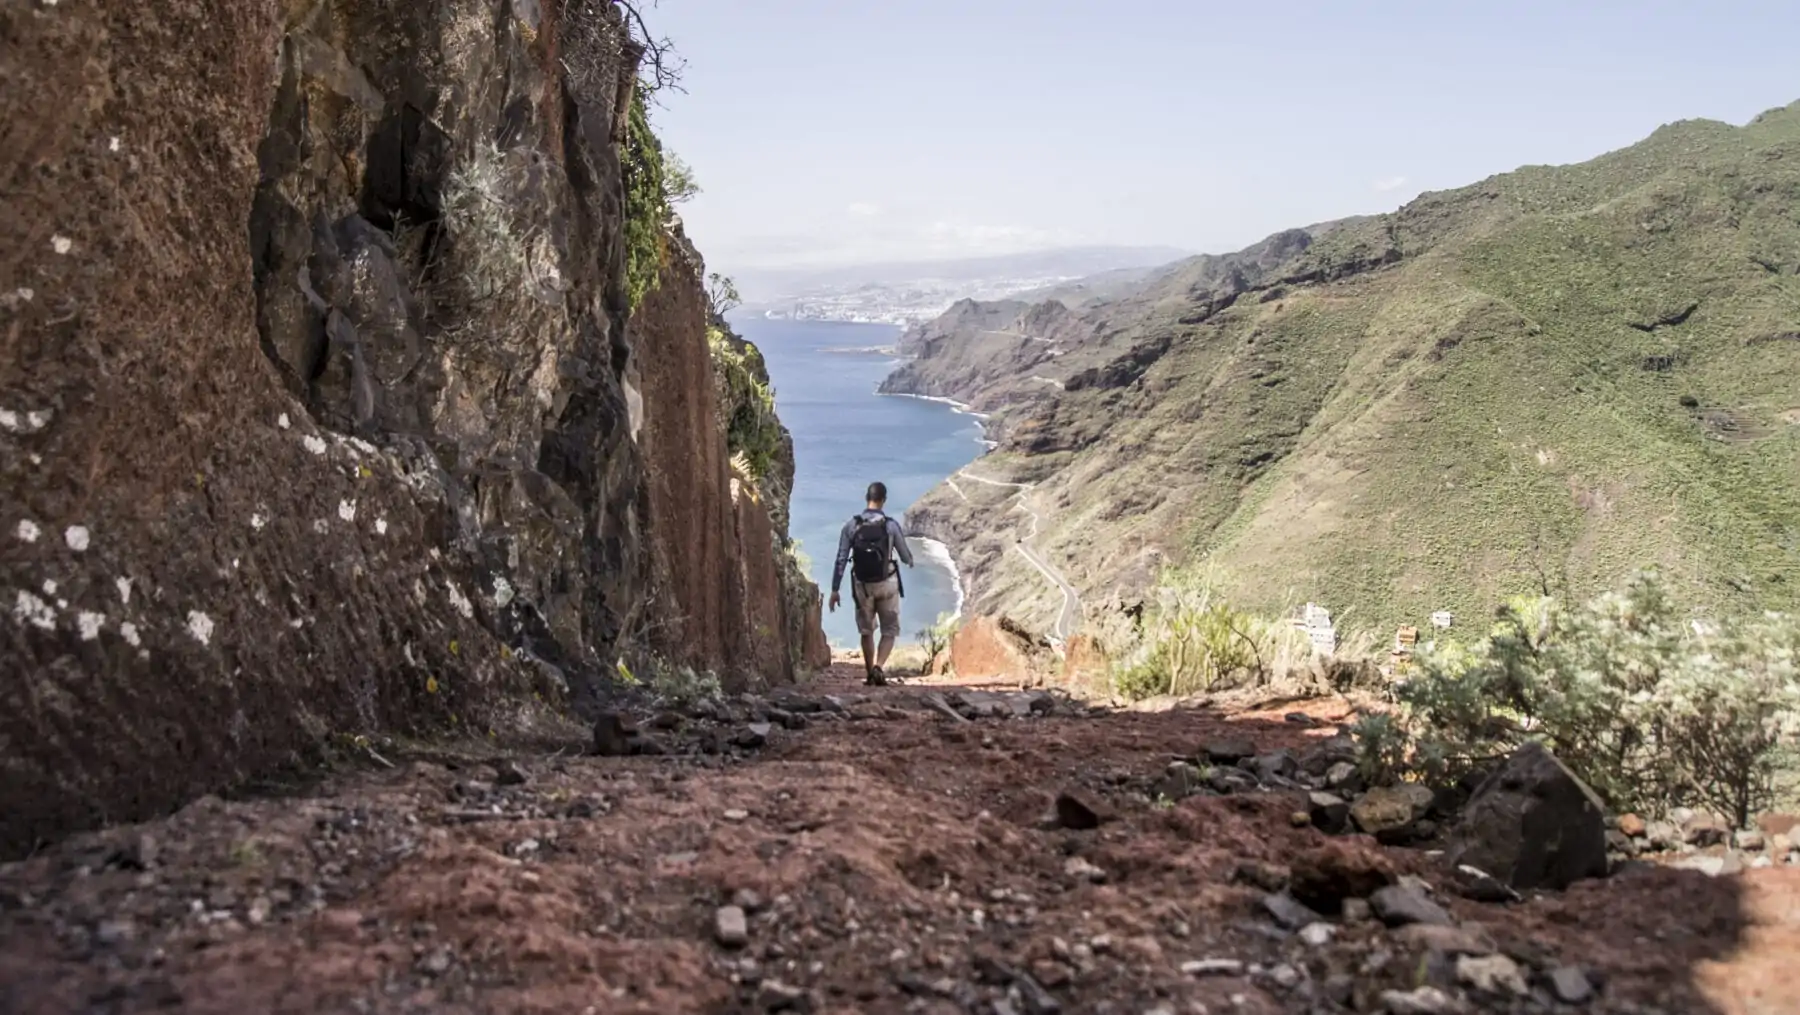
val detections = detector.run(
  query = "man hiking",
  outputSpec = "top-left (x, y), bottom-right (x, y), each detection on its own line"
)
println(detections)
top-left (829, 481), bottom-right (914, 685)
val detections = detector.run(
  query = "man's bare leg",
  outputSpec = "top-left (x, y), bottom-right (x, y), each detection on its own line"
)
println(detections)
top-left (860, 632), bottom-right (876, 676)
top-left (876, 630), bottom-right (896, 669)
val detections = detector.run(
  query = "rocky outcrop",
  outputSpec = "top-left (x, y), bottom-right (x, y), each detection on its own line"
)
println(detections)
top-left (1, 0), bottom-right (820, 857)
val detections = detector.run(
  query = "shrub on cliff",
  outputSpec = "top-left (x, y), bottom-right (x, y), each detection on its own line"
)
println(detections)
top-left (622, 90), bottom-right (699, 311)
top-left (1353, 570), bottom-right (1800, 826)
top-left (707, 326), bottom-right (784, 483)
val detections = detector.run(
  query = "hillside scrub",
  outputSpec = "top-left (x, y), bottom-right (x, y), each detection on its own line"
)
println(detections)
top-left (1106, 574), bottom-right (1315, 699)
top-left (1354, 571), bottom-right (1800, 827)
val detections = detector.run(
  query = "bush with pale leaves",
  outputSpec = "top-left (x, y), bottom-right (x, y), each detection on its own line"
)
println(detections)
top-left (1354, 571), bottom-right (1800, 826)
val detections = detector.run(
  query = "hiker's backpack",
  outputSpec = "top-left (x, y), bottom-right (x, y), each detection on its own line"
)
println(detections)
top-left (849, 513), bottom-right (894, 584)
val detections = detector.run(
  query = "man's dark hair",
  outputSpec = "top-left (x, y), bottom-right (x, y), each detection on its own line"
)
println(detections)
top-left (865, 481), bottom-right (888, 505)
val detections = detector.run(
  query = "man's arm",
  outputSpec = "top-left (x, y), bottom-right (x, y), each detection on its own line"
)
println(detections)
top-left (831, 518), bottom-right (853, 593)
top-left (889, 518), bottom-right (914, 567)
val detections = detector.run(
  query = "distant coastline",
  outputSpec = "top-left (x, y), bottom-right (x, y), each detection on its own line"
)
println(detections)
top-left (818, 344), bottom-right (898, 356)
top-left (912, 537), bottom-right (964, 622)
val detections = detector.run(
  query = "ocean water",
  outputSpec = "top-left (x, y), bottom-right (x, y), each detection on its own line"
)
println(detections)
top-left (736, 317), bottom-right (986, 649)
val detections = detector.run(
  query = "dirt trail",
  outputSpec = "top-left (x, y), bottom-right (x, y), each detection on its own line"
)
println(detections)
top-left (1, 665), bottom-right (1795, 1015)
top-left (955, 470), bottom-right (1082, 643)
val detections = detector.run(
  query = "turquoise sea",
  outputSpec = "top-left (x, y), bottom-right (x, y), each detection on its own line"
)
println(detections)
top-left (735, 317), bottom-right (986, 649)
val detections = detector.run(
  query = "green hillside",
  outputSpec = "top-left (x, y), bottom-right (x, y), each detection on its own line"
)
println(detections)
top-left (903, 101), bottom-right (1800, 640)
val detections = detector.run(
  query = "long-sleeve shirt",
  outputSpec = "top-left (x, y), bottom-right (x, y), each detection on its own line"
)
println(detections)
top-left (832, 510), bottom-right (913, 592)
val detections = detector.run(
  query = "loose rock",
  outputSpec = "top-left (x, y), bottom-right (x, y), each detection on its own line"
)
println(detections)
top-left (1054, 791), bottom-right (1106, 830)
top-left (1395, 923), bottom-right (1497, 956)
top-left (593, 712), bottom-right (636, 757)
top-left (1445, 742), bottom-right (1608, 890)
top-left (1205, 739), bottom-right (1256, 764)
top-left (1548, 965), bottom-right (1596, 1004)
top-left (1299, 922), bottom-right (1336, 947)
top-left (715, 905), bottom-right (749, 948)
top-left (1309, 791), bottom-right (1351, 834)
top-left (1181, 959), bottom-right (1245, 977)
top-left (1455, 953), bottom-right (1528, 996)
top-left (735, 723), bottom-right (773, 749)
top-left (1351, 784), bottom-right (1434, 841)
top-left (1261, 892), bottom-right (1320, 930)
top-left (1616, 813), bottom-right (1647, 838)
top-left (1370, 884), bottom-right (1454, 927)
top-left (1381, 986), bottom-right (1464, 1014)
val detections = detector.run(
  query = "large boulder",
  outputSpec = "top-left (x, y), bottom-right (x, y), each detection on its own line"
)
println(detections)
top-left (1445, 742), bottom-right (1608, 891)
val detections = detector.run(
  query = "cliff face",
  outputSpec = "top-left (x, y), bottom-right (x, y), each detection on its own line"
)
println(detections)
top-left (899, 108), bottom-right (1800, 640)
top-left (0, 0), bottom-right (822, 856)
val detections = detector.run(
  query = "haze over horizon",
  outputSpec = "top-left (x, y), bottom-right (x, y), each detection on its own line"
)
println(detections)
top-left (649, 0), bottom-right (1798, 274)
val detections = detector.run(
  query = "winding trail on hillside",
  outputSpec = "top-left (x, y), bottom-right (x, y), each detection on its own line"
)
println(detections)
top-left (956, 468), bottom-right (1081, 643)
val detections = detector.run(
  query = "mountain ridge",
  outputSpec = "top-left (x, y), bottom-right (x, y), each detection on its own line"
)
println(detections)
top-left (895, 99), bottom-right (1800, 641)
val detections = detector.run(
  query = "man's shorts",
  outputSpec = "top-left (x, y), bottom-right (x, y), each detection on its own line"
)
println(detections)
top-left (851, 576), bottom-right (901, 637)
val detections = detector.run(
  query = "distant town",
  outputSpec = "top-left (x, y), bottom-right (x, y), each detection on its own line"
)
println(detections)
top-left (743, 273), bottom-right (1086, 326)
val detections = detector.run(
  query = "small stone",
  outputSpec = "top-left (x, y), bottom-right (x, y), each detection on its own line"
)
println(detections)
top-left (1548, 965), bottom-right (1595, 1004)
top-left (1380, 986), bottom-right (1463, 1014)
top-left (732, 888), bottom-right (766, 913)
top-left (1158, 762), bottom-right (1204, 801)
top-left (1309, 792), bottom-right (1351, 834)
top-left (756, 978), bottom-right (810, 1011)
top-left (94, 919), bottom-right (136, 947)
top-left (1351, 785), bottom-right (1434, 841)
top-left (1181, 959), bottom-right (1245, 977)
top-left (1054, 791), bottom-right (1106, 830)
top-left (1324, 761), bottom-right (1366, 795)
top-left (1205, 738), bottom-right (1256, 764)
top-left (1289, 810), bottom-right (1311, 828)
top-left (493, 760), bottom-right (529, 786)
top-left (1616, 813), bottom-right (1647, 838)
top-left (723, 809), bottom-right (750, 822)
top-left (1394, 923), bottom-right (1497, 955)
top-left (1370, 884), bottom-right (1454, 927)
top-left (1342, 898), bottom-right (1373, 923)
top-left (1251, 750), bottom-right (1299, 782)
top-left (735, 723), bottom-right (773, 748)
top-left (1207, 766), bottom-right (1260, 794)
top-left (1231, 860), bottom-right (1290, 892)
top-left (1449, 865), bottom-right (1520, 904)
top-left (1268, 963), bottom-right (1302, 989)
top-left (714, 905), bottom-right (749, 948)
top-left (1299, 922), bottom-right (1335, 947)
top-left (1735, 830), bottom-right (1766, 852)
top-left (1455, 953), bottom-right (1527, 996)
top-left (593, 712), bottom-right (636, 757)
top-left (1672, 854), bottom-right (1727, 877)
top-left (1015, 972), bottom-right (1062, 1014)
top-left (1261, 893), bottom-right (1321, 930)
top-left (1682, 812), bottom-right (1729, 847)
top-left (1645, 820), bottom-right (1682, 851)
top-left (418, 947), bottom-right (453, 977)
top-left (1064, 856), bottom-right (1107, 884)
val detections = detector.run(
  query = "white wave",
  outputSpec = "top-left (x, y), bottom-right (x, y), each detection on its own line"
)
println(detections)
top-left (910, 536), bottom-right (965, 621)
top-left (880, 390), bottom-right (991, 420)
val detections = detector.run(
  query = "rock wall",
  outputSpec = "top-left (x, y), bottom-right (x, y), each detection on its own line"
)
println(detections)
top-left (0, 0), bottom-right (823, 856)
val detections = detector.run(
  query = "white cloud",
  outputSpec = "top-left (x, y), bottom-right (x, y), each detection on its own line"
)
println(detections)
top-left (847, 202), bottom-right (882, 217)
top-left (1372, 175), bottom-right (1410, 193)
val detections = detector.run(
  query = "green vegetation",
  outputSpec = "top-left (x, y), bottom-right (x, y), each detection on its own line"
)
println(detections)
top-left (622, 91), bottom-right (700, 312)
top-left (1106, 572), bottom-right (1313, 699)
top-left (917, 611), bottom-right (960, 664)
top-left (708, 326), bottom-right (785, 482)
top-left (905, 100), bottom-right (1800, 638)
top-left (1353, 571), bottom-right (1800, 825)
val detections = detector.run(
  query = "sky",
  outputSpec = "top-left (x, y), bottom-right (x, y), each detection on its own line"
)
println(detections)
top-left (643, 0), bottom-right (1800, 272)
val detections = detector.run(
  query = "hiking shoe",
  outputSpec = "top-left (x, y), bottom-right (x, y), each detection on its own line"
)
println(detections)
top-left (865, 666), bottom-right (887, 687)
